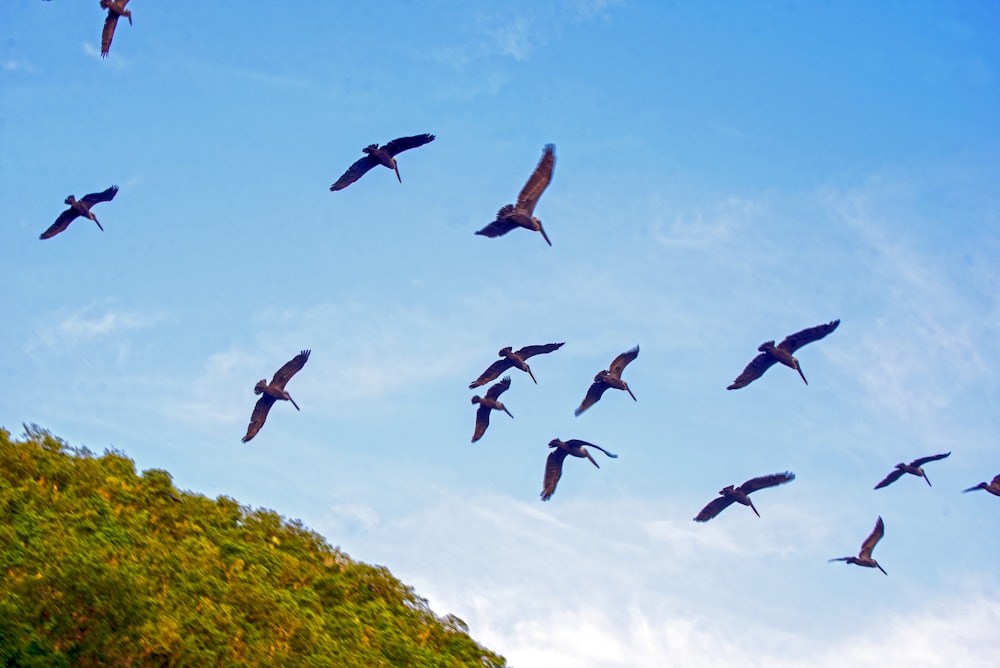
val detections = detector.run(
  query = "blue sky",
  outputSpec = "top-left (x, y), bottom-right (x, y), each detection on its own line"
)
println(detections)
top-left (3, 1), bottom-right (1000, 665)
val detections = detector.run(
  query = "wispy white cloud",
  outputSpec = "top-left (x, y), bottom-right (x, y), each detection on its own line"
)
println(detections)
top-left (29, 302), bottom-right (163, 353)
top-left (1, 59), bottom-right (38, 73)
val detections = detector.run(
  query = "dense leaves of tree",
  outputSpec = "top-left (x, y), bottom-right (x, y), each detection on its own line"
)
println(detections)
top-left (0, 426), bottom-right (505, 667)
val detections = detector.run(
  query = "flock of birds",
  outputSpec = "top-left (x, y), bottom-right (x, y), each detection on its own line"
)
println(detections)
top-left (34, 3), bottom-right (998, 578)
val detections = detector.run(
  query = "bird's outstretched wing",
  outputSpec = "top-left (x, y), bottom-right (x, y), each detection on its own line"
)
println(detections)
top-left (694, 495), bottom-right (737, 522)
top-left (777, 320), bottom-right (840, 354)
top-left (40, 208), bottom-right (81, 240)
top-left (330, 155), bottom-right (380, 191)
top-left (383, 133), bottom-right (435, 156)
top-left (858, 516), bottom-right (885, 559)
top-left (516, 144), bottom-right (555, 215)
top-left (541, 448), bottom-right (569, 501)
top-left (475, 205), bottom-right (519, 238)
top-left (517, 342), bottom-right (565, 359)
top-left (873, 468), bottom-right (906, 490)
top-left (727, 352), bottom-right (779, 390)
top-left (101, 12), bottom-right (120, 58)
top-left (469, 358), bottom-right (515, 389)
top-left (242, 395), bottom-right (277, 443)
top-left (740, 471), bottom-right (795, 494)
top-left (608, 346), bottom-right (639, 377)
top-left (80, 185), bottom-right (119, 206)
top-left (270, 349), bottom-right (310, 389)
top-left (484, 376), bottom-right (511, 400)
top-left (910, 452), bottom-right (950, 467)
top-left (472, 404), bottom-right (493, 443)
top-left (574, 381), bottom-right (610, 416)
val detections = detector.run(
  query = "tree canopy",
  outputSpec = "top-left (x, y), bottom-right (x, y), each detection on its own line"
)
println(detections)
top-left (0, 425), bottom-right (505, 667)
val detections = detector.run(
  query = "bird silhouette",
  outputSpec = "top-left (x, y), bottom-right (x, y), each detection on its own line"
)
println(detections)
top-left (575, 345), bottom-right (639, 416)
top-left (469, 342), bottom-right (564, 389)
top-left (242, 350), bottom-right (310, 443)
top-left (100, 0), bottom-right (132, 58)
top-left (727, 320), bottom-right (840, 390)
top-left (476, 144), bottom-right (555, 246)
top-left (829, 516), bottom-right (888, 575)
top-left (40, 185), bottom-right (119, 240)
top-left (962, 474), bottom-right (1000, 497)
top-left (874, 452), bottom-right (951, 489)
top-left (693, 471), bottom-right (795, 522)
top-left (541, 438), bottom-right (618, 501)
top-left (329, 134), bottom-right (435, 190)
top-left (471, 376), bottom-right (514, 443)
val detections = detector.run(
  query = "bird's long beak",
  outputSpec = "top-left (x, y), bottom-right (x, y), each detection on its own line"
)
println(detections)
top-left (394, 164), bottom-right (401, 183)
top-left (626, 386), bottom-right (637, 401)
top-left (92, 216), bottom-right (105, 232)
top-left (527, 367), bottom-right (537, 384)
top-left (876, 562), bottom-right (888, 576)
top-left (795, 360), bottom-right (808, 385)
top-left (503, 407), bottom-right (513, 419)
top-left (289, 396), bottom-right (301, 411)
top-left (748, 499), bottom-right (760, 518)
top-left (538, 222), bottom-right (552, 246)
top-left (923, 472), bottom-right (933, 487)
top-left (128, 14), bottom-right (133, 26)
top-left (585, 451), bottom-right (599, 469)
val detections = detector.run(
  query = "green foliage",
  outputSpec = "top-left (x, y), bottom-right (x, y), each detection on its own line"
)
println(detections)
top-left (0, 426), bottom-right (506, 667)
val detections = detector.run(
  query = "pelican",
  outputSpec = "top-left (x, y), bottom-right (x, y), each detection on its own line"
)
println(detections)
top-left (100, 0), bottom-right (132, 59)
top-left (541, 438), bottom-right (618, 501)
top-left (242, 350), bottom-right (310, 443)
top-left (874, 452), bottom-right (951, 489)
top-left (727, 319), bottom-right (840, 390)
top-left (40, 185), bottom-right (119, 240)
top-left (829, 516), bottom-right (888, 575)
top-left (471, 376), bottom-right (514, 443)
top-left (469, 342), bottom-right (564, 389)
top-left (476, 144), bottom-right (555, 246)
top-left (574, 345), bottom-right (639, 416)
top-left (963, 474), bottom-right (1000, 497)
top-left (329, 134), bottom-right (435, 190)
top-left (693, 471), bottom-right (795, 522)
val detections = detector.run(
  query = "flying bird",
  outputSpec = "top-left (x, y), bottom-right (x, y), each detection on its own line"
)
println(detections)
top-left (829, 516), bottom-right (888, 575)
top-left (693, 471), bottom-right (795, 522)
top-left (40, 185), bottom-right (119, 240)
top-left (727, 319), bottom-right (840, 390)
top-left (329, 133), bottom-right (435, 191)
top-left (575, 345), bottom-right (639, 416)
top-left (471, 376), bottom-right (514, 443)
top-left (963, 474), bottom-right (1000, 497)
top-left (100, 0), bottom-right (132, 58)
top-left (476, 144), bottom-right (556, 246)
top-left (469, 342), bottom-right (564, 389)
top-left (242, 350), bottom-right (310, 443)
top-left (541, 438), bottom-right (618, 501)
top-left (874, 452), bottom-right (951, 489)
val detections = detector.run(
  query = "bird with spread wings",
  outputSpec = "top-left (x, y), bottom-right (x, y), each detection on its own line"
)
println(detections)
top-left (476, 144), bottom-right (556, 246)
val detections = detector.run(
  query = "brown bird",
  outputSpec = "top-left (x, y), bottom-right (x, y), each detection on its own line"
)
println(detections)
top-left (471, 376), bottom-right (514, 443)
top-left (242, 350), bottom-right (310, 443)
top-left (575, 345), bottom-right (639, 416)
top-left (476, 144), bottom-right (555, 246)
top-left (829, 516), bottom-right (888, 575)
top-left (329, 134), bottom-right (435, 191)
top-left (40, 185), bottom-right (119, 240)
top-left (541, 438), bottom-right (618, 501)
top-left (874, 452), bottom-right (951, 489)
top-left (469, 342), bottom-right (564, 389)
top-left (963, 474), bottom-right (1000, 497)
top-left (100, 0), bottom-right (132, 58)
top-left (727, 319), bottom-right (840, 390)
top-left (693, 471), bottom-right (795, 522)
